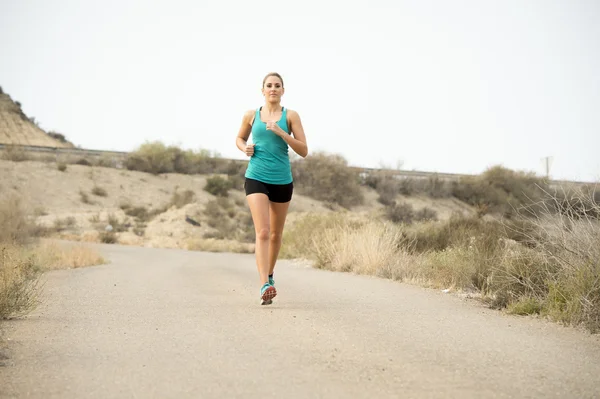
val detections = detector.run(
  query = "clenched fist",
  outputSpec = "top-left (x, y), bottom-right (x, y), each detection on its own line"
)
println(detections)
top-left (266, 121), bottom-right (285, 137)
top-left (245, 144), bottom-right (255, 157)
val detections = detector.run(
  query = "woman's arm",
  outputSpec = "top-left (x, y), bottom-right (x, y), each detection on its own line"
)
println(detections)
top-left (267, 110), bottom-right (308, 158)
top-left (236, 110), bottom-right (255, 156)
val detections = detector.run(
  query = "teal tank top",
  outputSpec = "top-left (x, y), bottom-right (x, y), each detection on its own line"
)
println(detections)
top-left (245, 107), bottom-right (293, 184)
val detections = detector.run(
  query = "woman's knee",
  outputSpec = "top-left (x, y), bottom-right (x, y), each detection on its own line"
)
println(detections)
top-left (270, 231), bottom-right (282, 242)
top-left (256, 227), bottom-right (270, 240)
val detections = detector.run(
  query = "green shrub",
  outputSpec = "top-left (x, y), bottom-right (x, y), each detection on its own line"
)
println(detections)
top-left (204, 176), bottom-right (231, 197)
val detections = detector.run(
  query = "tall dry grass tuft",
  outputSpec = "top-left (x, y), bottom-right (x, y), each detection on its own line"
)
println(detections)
top-left (0, 198), bottom-right (41, 319)
top-left (313, 221), bottom-right (403, 276)
top-left (0, 245), bottom-right (41, 319)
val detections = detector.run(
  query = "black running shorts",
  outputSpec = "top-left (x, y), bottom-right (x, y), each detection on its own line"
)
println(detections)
top-left (244, 178), bottom-right (294, 203)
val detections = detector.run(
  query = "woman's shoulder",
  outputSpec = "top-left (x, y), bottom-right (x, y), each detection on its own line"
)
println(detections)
top-left (243, 109), bottom-right (257, 124)
top-left (285, 108), bottom-right (300, 119)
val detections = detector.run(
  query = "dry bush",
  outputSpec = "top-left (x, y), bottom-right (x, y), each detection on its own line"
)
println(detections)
top-left (202, 198), bottom-right (254, 243)
top-left (365, 170), bottom-right (452, 201)
top-left (0, 196), bottom-right (36, 244)
top-left (415, 207), bottom-right (438, 222)
top-left (0, 245), bottom-right (40, 319)
top-left (57, 162), bottom-right (67, 172)
top-left (1, 145), bottom-right (30, 162)
top-left (79, 190), bottom-right (92, 204)
top-left (91, 186), bottom-right (108, 197)
top-left (74, 158), bottom-right (93, 166)
top-left (99, 231), bottom-right (117, 244)
top-left (204, 176), bottom-right (231, 197)
top-left (364, 170), bottom-right (400, 205)
top-left (169, 189), bottom-right (196, 208)
top-left (107, 214), bottom-right (128, 232)
top-left (384, 201), bottom-right (414, 224)
top-left (52, 216), bottom-right (77, 232)
top-left (292, 152), bottom-right (364, 208)
top-left (501, 188), bottom-right (600, 332)
top-left (125, 141), bottom-right (230, 175)
top-left (398, 215), bottom-right (501, 254)
top-left (0, 198), bottom-right (39, 319)
top-left (125, 206), bottom-right (150, 220)
top-left (46, 131), bottom-right (71, 145)
top-left (451, 165), bottom-right (548, 217)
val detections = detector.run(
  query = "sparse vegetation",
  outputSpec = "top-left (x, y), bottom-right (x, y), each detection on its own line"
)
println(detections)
top-left (202, 198), bottom-right (255, 243)
top-left (292, 151), bottom-right (364, 208)
top-left (52, 216), bottom-right (77, 232)
top-left (3, 135), bottom-right (599, 333)
top-left (204, 176), bottom-right (232, 197)
top-left (57, 162), bottom-right (67, 172)
top-left (169, 189), bottom-right (196, 208)
top-left (99, 231), bottom-right (117, 244)
top-left (79, 190), bottom-right (92, 204)
top-left (107, 214), bottom-right (128, 232)
top-left (451, 166), bottom-right (549, 217)
top-left (91, 186), bottom-right (108, 197)
top-left (0, 196), bottom-right (103, 319)
top-left (124, 141), bottom-right (235, 175)
top-left (1, 145), bottom-right (30, 162)
top-left (282, 186), bottom-right (600, 333)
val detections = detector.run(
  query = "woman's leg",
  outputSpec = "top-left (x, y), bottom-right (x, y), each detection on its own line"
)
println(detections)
top-left (268, 200), bottom-right (291, 276)
top-left (246, 193), bottom-right (271, 285)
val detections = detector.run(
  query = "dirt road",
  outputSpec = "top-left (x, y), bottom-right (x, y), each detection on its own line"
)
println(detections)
top-left (2, 243), bottom-right (599, 398)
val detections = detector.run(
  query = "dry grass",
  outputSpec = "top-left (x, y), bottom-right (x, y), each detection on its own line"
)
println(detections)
top-left (1, 145), bottom-right (31, 162)
top-left (185, 238), bottom-right (253, 253)
top-left (0, 245), bottom-right (40, 319)
top-left (0, 196), bottom-right (36, 244)
top-left (284, 187), bottom-right (600, 333)
top-left (0, 196), bottom-right (105, 319)
top-left (32, 241), bottom-right (106, 270)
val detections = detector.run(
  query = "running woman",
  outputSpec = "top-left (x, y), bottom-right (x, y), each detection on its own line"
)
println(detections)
top-left (235, 72), bottom-right (308, 305)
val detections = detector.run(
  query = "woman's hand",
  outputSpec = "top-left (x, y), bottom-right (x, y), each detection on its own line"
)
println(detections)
top-left (266, 121), bottom-right (286, 137)
top-left (245, 144), bottom-right (255, 157)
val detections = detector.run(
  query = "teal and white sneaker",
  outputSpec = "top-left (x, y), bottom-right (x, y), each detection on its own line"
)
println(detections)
top-left (260, 282), bottom-right (277, 305)
top-left (268, 275), bottom-right (275, 287)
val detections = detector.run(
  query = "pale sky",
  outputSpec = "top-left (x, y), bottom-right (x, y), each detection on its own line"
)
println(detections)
top-left (1, 0), bottom-right (599, 182)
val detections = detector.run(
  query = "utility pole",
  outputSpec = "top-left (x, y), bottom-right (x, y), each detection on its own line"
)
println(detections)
top-left (542, 156), bottom-right (553, 180)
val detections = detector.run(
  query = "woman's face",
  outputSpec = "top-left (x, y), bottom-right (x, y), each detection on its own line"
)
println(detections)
top-left (262, 76), bottom-right (284, 102)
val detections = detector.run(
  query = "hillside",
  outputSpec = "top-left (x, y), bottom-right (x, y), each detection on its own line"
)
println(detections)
top-left (0, 89), bottom-right (73, 148)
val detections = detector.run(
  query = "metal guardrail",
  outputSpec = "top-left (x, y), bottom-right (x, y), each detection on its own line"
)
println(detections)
top-left (0, 143), bottom-right (593, 186)
top-left (0, 143), bottom-right (128, 157)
